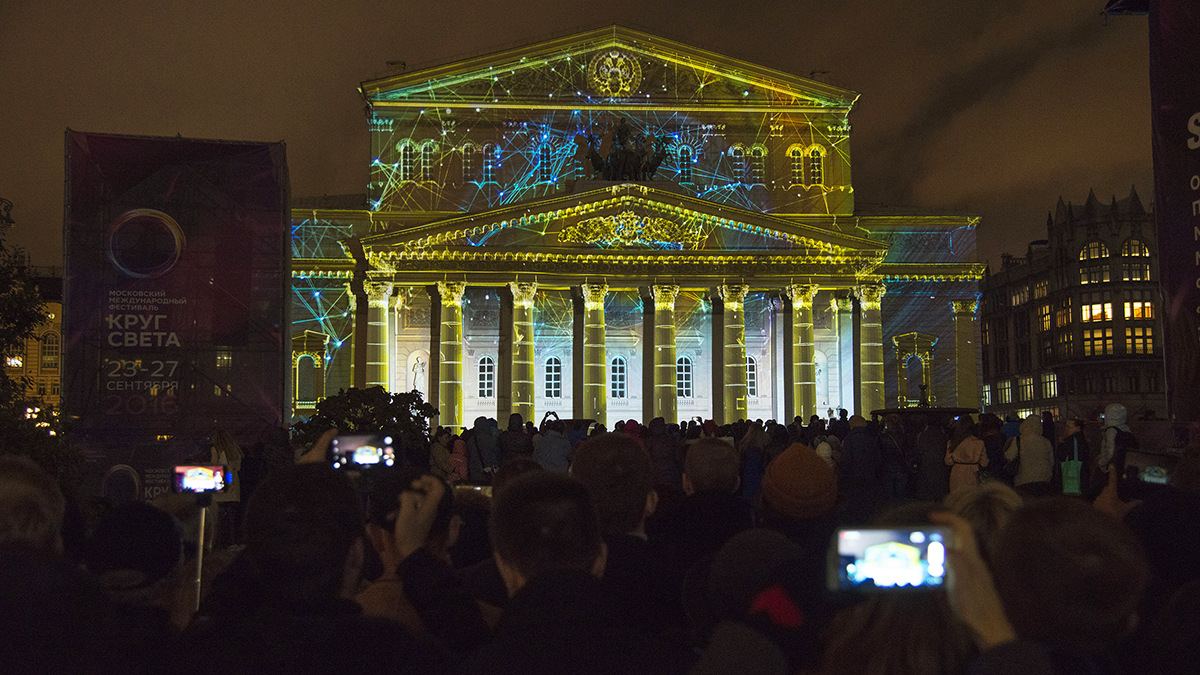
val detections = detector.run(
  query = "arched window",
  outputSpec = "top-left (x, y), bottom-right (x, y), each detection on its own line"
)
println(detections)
top-left (676, 146), bottom-right (693, 183)
top-left (478, 357), bottom-right (495, 398)
top-left (1079, 241), bottom-right (1110, 261)
top-left (461, 144), bottom-right (476, 183)
top-left (806, 147), bottom-right (824, 185)
top-left (420, 142), bottom-right (437, 182)
top-left (748, 146), bottom-right (766, 184)
top-left (787, 146), bottom-right (805, 185)
top-left (397, 142), bottom-right (416, 182)
top-left (728, 146), bottom-right (745, 183)
top-left (40, 333), bottom-right (59, 371)
top-left (544, 357), bottom-right (562, 398)
top-left (538, 145), bottom-right (554, 183)
top-left (481, 144), bottom-right (500, 184)
top-left (676, 356), bottom-right (693, 398)
top-left (746, 356), bottom-right (758, 397)
top-left (296, 354), bottom-right (316, 404)
top-left (1121, 239), bottom-right (1150, 257)
top-left (610, 357), bottom-right (627, 399)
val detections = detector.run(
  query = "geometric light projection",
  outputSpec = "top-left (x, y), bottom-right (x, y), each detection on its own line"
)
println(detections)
top-left (366, 38), bottom-right (855, 218)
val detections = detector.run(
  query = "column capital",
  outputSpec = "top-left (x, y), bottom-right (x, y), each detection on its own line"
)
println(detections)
top-left (718, 284), bottom-right (750, 311)
top-left (854, 283), bottom-right (886, 311)
top-left (363, 280), bottom-right (394, 308)
top-left (787, 284), bottom-right (820, 310)
top-left (580, 283), bottom-right (609, 311)
top-left (831, 296), bottom-right (853, 313)
top-left (950, 299), bottom-right (980, 315)
top-left (651, 284), bottom-right (680, 310)
top-left (436, 281), bottom-right (466, 305)
top-left (509, 281), bottom-right (538, 308)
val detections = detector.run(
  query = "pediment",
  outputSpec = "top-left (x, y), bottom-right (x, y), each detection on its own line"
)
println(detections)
top-left (361, 183), bottom-right (886, 261)
top-left (362, 25), bottom-right (857, 110)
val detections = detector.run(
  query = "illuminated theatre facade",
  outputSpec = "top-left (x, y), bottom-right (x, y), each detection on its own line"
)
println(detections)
top-left (290, 27), bottom-right (985, 430)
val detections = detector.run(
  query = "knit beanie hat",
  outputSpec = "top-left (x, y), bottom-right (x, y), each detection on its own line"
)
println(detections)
top-left (759, 443), bottom-right (837, 520)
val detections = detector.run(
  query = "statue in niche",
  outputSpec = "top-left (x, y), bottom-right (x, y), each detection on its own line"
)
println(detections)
top-left (412, 356), bottom-right (427, 396)
top-left (574, 118), bottom-right (672, 181)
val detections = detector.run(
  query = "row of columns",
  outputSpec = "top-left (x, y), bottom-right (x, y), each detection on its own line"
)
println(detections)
top-left (357, 279), bottom-right (930, 430)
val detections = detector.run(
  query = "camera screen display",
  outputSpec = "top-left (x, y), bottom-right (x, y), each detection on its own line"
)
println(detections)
top-left (174, 465), bottom-right (228, 493)
top-left (330, 434), bottom-right (396, 469)
top-left (833, 528), bottom-right (948, 590)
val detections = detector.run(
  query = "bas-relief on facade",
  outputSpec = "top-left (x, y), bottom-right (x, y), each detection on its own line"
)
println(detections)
top-left (290, 26), bottom-right (985, 429)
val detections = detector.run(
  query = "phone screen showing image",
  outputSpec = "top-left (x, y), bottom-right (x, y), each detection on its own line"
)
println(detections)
top-left (174, 465), bottom-right (229, 493)
top-left (330, 434), bottom-right (396, 469)
top-left (832, 528), bottom-right (949, 591)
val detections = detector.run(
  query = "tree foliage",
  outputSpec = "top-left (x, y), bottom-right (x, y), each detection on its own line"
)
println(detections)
top-left (0, 199), bottom-right (76, 488)
top-left (290, 386), bottom-right (437, 459)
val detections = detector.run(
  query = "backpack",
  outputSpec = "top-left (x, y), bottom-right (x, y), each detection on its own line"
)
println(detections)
top-left (1002, 436), bottom-right (1022, 479)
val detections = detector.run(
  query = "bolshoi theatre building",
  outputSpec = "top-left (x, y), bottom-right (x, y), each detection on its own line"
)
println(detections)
top-left (289, 26), bottom-right (985, 430)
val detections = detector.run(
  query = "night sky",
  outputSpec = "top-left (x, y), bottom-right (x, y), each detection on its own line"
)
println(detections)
top-left (0, 0), bottom-right (1153, 268)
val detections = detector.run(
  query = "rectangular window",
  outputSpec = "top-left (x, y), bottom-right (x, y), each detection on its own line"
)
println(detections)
top-left (981, 321), bottom-right (991, 346)
top-left (1126, 326), bottom-right (1154, 355)
top-left (1083, 328), bottom-right (1114, 357)
top-left (1014, 313), bottom-right (1030, 339)
top-left (1018, 375), bottom-right (1035, 402)
top-left (746, 357), bottom-right (758, 398)
top-left (995, 347), bottom-right (1010, 374)
top-left (997, 380), bottom-right (1013, 404)
top-left (1122, 262), bottom-right (1150, 282)
top-left (677, 358), bottom-right (693, 398)
top-left (1055, 298), bottom-right (1072, 328)
top-left (1010, 286), bottom-right (1029, 307)
top-left (982, 384), bottom-right (992, 406)
top-left (1034, 280), bottom-right (1049, 299)
top-left (1041, 372), bottom-right (1058, 398)
top-left (1124, 290), bottom-right (1154, 320)
top-left (1040, 336), bottom-right (1053, 361)
top-left (1039, 304), bottom-right (1051, 332)
top-left (1082, 302), bottom-right (1112, 322)
top-left (1080, 263), bottom-right (1110, 285)
top-left (1057, 332), bottom-right (1073, 358)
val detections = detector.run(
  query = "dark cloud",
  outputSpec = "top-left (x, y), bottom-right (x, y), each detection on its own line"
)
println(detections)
top-left (0, 0), bottom-right (1153, 269)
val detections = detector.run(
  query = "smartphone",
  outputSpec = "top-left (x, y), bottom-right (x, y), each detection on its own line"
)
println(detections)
top-left (330, 433), bottom-right (396, 469)
top-left (828, 527), bottom-right (951, 592)
top-left (173, 465), bottom-right (230, 493)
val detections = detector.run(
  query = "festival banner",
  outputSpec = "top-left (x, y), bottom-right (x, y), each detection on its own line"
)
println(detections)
top-left (1149, 0), bottom-right (1200, 422)
top-left (64, 132), bottom-right (290, 498)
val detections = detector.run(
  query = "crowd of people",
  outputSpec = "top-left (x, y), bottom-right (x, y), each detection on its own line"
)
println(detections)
top-left (2, 402), bottom-right (1198, 675)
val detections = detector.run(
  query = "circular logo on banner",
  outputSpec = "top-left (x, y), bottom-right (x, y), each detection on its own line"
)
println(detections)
top-left (587, 50), bottom-right (642, 98)
top-left (105, 209), bottom-right (186, 279)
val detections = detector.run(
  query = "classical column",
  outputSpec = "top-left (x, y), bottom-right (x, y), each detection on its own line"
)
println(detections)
top-left (951, 299), bottom-right (980, 410)
top-left (788, 284), bottom-right (819, 421)
top-left (719, 284), bottom-right (750, 423)
top-left (856, 283), bottom-right (886, 416)
top-left (580, 283), bottom-right (608, 426)
top-left (832, 297), bottom-right (855, 413)
top-left (509, 281), bottom-right (537, 424)
top-left (651, 284), bottom-right (680, 423)
top-left (363, 280), bottom-right (394, 390)
top-left (436, 281), bottom-right (466, 430)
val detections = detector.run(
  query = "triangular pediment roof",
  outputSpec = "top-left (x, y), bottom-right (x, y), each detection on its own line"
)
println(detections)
top-left (361, 183), bottom-right (887, 258)
top-left (361, 25), bottom-right (858, 109)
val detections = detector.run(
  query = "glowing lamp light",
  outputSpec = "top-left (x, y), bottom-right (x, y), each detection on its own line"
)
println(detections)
top-left (312, 291), bottom-right (320, 298)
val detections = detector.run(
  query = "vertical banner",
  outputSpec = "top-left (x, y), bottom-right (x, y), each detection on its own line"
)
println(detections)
top-left (64, 132), bottom-right (290, 499)
top-left (1149, 0), bottom-right (1200, 422)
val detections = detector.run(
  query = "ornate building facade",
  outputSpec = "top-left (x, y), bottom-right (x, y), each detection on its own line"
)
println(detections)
top-left (291, 26), bottom-right (985, 429)
top-left (979, 189), bottom-right (1167, 421)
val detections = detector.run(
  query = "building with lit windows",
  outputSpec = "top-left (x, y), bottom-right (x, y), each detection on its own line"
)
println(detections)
top-left (3, 267), bottom-right (63, 411)
top-left (290, 26), bottom-right (985, 429)
top-left (979, 188), bottom-right (1166, 422)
